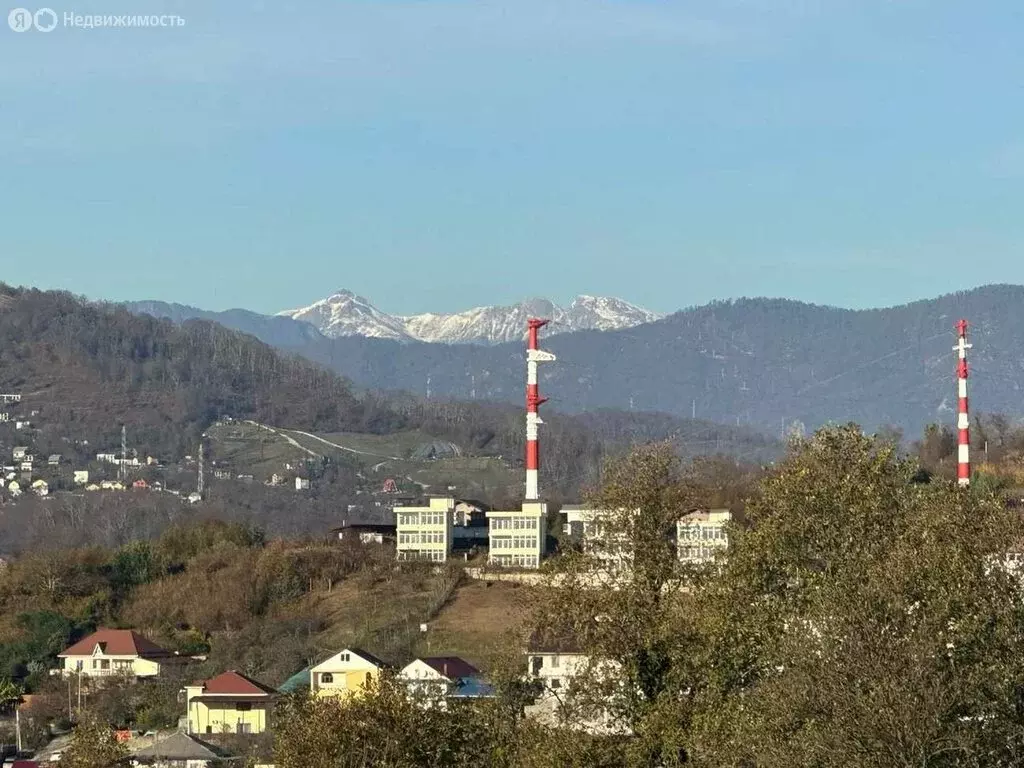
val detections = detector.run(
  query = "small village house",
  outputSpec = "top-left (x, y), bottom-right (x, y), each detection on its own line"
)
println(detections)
top-left (31, 479), bottom-right (48, 497)
top-left (47, 454), bottom-right (61, 467)
top-left (525, 629), bottom-right (624, 735)
top-left (130, 730), bottom-right (225, 767)
top-left (309, 648), bottom-right (387, 699)
top-left (12, 447), bottom-right (28, 461)
top-left (58, 628), bottom-right (177, 679)
top-left (73, 470), bottom-right (89, 485)
top-left (398, 657), bottom-right (493, 708)
top-left (332, 521), bottom-right (396, 545)
top-left (183, 670), bottom-right (277, 736)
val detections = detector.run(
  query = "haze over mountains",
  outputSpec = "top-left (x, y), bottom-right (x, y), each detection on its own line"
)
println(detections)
top-left (126, 284), bottom-right (1024, 437)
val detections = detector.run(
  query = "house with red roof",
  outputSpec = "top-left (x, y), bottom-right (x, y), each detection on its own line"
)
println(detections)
top-left (57, 628), bottom-right (176, 679)
top-left (183, 670), bottom-right (277, 736)
top-left (398, 656), bottom-right (494, 707)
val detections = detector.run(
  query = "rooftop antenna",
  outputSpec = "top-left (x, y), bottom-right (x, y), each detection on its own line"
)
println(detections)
top-left (954, 319), bottom-right (972, 487)
top-left (525, 318), bottom-right (556, 500)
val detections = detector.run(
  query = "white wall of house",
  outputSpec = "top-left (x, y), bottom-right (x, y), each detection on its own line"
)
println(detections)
top-left (61, 653), bottom-right (161, 678)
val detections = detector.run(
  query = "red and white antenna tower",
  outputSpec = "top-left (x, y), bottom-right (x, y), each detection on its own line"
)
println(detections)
top-left (954, 319), bottom-right (972, 487)
top-left (525, 318), bottom-right (556, 500)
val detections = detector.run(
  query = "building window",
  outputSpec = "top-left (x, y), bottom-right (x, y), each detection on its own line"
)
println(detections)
top-left (550, 678), bottom-right (561, 689)
top-left (100, 660), bottom-right (110, 670)
top-left (321, 673), bottom-right (333, 684)
top-left (341, 653), bottom-right (350, 662)
top-left (551, 655), bottom-right (560, 668)
top-left (205, 726), bottom-right (212, 735)
top-left (75, 660), bottom-right (83, 671)
top-left (236, 722), bottom-right (251, 735)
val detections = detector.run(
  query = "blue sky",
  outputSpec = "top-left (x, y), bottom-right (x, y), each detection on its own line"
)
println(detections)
top-left (3, 0), bottom-right (1023, 315)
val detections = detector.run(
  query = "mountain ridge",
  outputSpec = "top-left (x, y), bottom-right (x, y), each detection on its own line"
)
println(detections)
top-left (125, 284), bottom-right (1024, 437)
top-left (275, 290), bottom-right (663, 344)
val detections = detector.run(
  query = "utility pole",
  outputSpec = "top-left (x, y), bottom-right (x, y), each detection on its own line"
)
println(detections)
top-left (197, 439), bottom-right (205, 498)
top-left (119, 425), bottom-right (127, 483)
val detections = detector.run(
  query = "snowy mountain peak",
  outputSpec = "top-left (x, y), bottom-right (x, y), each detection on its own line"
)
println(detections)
top-left (278, 290), bottom-right (663, 345)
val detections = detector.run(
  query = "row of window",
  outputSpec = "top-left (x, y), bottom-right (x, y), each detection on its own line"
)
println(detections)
top-left (398, 532), bottom-right (446, 545)
top-left (489, 517), bottom-right (539, 531)
top-left (678, 524), bottom-right (726, 541)
top-left (491, 553), bottom-right (539, 568)
top-left (678, 546), bottom-right (720, 562)
top-left (491, 535), bottom-right (539, 550)
top-left (397, 550), bottom-right (447, 562)
top-left (397, 512), bottom-right (447, 527)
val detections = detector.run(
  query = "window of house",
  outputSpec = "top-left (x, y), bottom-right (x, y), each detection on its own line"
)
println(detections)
top-left (236, 722), bottom-right (251, 734)
top-left (321, 673), bottom-right (333, 684)
top-left (550, 678), bottom-right (561, 689)
top-left (236, 702), bottom-right (252, 711)
top-left (205, 726), bottom-right (212, 735)
top-left (341, 653), bottom-right (350, 662)
top-left (100, 660), bottom-right (110, 670)
top-left (75, 660), bottom-right (83, 671)
top-left (551, 655), bottom-right (560, 668)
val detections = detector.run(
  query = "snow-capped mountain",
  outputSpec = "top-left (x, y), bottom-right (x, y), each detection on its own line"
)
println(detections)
top-left (276, 290), bottom-right (411, 341)
top-left (276, 291), bottom-right (663, 345)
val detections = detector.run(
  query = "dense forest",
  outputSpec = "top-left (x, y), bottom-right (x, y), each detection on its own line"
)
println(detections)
top-left (131, 284), bottom-right (1024, 436)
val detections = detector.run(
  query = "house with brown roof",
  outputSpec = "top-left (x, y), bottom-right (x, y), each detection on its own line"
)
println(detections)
top-left (183, 670), bottom-right (277, 736)
top-left (398, 656), bottom-right (494, 707)
top-left (57, 628), bottom-right (176, 679)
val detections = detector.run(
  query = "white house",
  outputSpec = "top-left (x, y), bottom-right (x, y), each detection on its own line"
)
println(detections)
top-left (525, 630), bottom-right (625, 735)
top-left (12, 447), bottom-right (27, 461)
top-left (295, 477), bottom-right (310, 491)
top-left (73, 470), bottom-right (89, 485)
top-left (398, 657), bottom-right (492, 707)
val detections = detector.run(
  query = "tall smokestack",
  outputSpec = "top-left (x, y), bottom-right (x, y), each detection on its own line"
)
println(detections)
top-left (954, 319), bottom-right (972, 488)
top-left (525, 318), bottom-right (556, 500)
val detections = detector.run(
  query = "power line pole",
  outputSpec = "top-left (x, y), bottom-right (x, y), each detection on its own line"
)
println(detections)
top-left (119, 425), bottom-right (127, 483)
top-left (197, 439), bottom-right (204, 498)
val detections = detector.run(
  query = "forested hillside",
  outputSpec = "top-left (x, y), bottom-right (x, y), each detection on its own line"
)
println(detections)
top-left (135, 285), bottom-right (1024, 436)
top-left (0, 286), bottom-right (779, 515)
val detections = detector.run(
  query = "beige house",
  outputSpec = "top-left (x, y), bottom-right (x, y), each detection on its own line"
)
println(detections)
top-left (677, 508), bottom-right (732, 564)
top-left (58, 628), bottom-right (176, 679)
top-left (395, 497), bottom-right (455, 562)
top-left (486, 501), bottom-right (547, 569)
top-left (309, 648), bottom-right (388, 699)
top-left (183, 670), bottom-right (277, 736)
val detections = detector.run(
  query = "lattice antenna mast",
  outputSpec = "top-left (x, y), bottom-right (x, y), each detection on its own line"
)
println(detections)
top-left (525, 318), bottom-right (556, 500)
top-left (954, 319), bottom-right (973, 487)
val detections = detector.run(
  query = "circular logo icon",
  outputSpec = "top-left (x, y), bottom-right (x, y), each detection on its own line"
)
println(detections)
top-left (33, 6), bottom-right (56, 30)
top-left (8, 7), bottom-right (34, 31)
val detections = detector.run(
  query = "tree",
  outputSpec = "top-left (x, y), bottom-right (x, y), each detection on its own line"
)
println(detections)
top-left (691, 424), bottom-right (1024, 767)
top-left (532, 442), bottom-right (703, 767)
top-left (59, 711), bottom-right (128, 768)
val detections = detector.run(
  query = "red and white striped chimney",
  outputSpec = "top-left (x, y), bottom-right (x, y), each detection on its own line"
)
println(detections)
top-left (954, 319), bottom-right (972, 487)
top-left (526, 318), bottom-right (556, 500)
